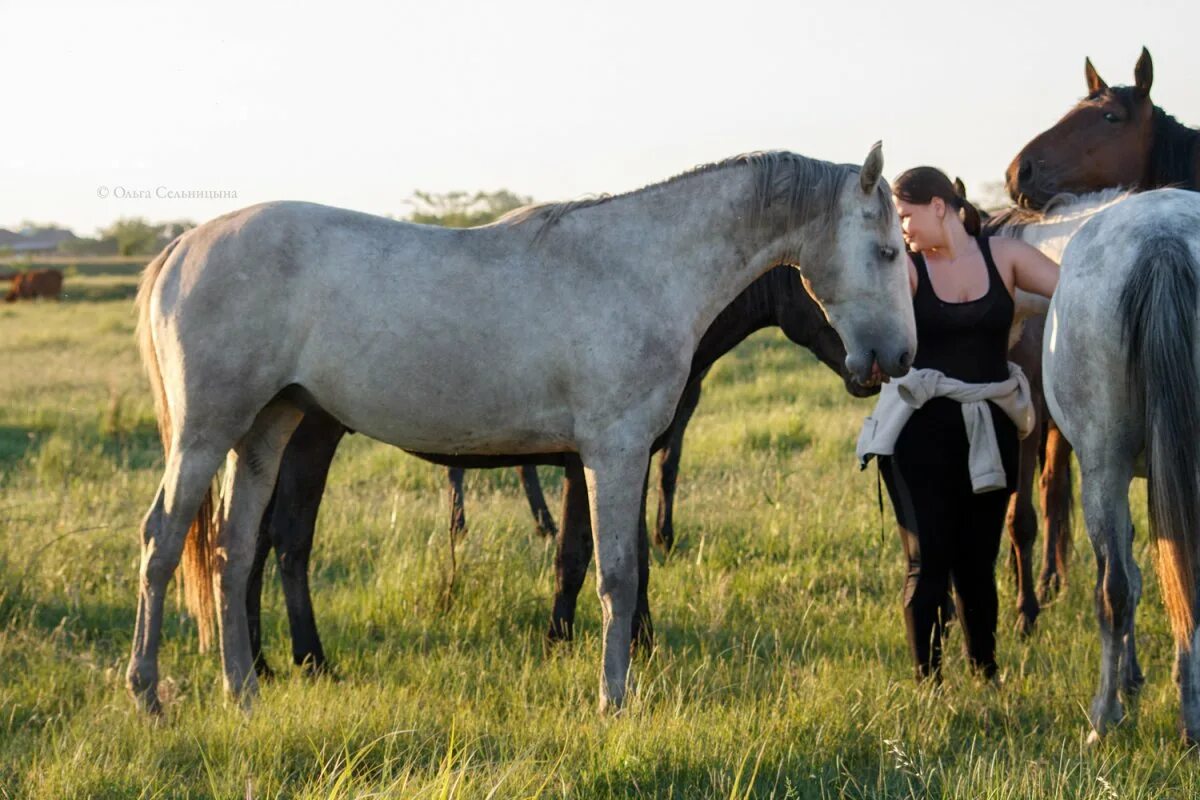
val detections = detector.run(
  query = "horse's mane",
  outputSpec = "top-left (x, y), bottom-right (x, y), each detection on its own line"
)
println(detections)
top-left (495, 152), bottom-right (889, 243)
top-left (1103, 86), bottom-right (1200, 190)
top-left (984, 187), bottom-right (1131, 237)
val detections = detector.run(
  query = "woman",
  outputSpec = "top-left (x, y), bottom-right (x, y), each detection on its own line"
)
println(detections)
top-left (858, 167), bottom-right (1059, 682)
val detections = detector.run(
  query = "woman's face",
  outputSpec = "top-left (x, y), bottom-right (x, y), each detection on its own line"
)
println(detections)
top-left (893, 196), bottom-right (945, 253)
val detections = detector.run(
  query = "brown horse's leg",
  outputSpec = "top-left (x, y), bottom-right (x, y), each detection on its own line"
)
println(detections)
top-left (1039, 422), bottom-right (1075, 600)
top-left (654, 375), bottom-right (704, 552)
top-left (548, 457), bottom-right (592, 642)
top-left (447, 467), bottom-right (467, 541)
top-left (517, 465), bottom-right (557, 537)
top-left (1006, 418), bottom-right (1042, 636)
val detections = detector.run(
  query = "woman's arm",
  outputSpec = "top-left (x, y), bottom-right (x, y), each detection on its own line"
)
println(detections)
top-left (995, 238), bottom-right (1059, 298)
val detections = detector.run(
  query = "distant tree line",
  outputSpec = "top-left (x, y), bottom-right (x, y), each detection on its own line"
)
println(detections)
top-left (15, 190), bottom-right (535, 258)
top-left (56, 219), bottom-right (198, 257)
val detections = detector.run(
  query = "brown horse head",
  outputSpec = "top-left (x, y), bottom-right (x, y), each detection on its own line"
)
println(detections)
top-left (1007, 48), bottom-right (1161, 208)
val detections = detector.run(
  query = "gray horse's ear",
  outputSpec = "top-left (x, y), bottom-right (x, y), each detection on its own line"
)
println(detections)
top-left (1085, 57), bottom-right (1107, 95)
top-left (1134, 46), bottom-right (1153, 98)
top-left (860, 141), bottom-right (884, 195)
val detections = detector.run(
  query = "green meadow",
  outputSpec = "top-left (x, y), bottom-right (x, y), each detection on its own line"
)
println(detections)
top-left (1, 260), bottom-right (1196, 798)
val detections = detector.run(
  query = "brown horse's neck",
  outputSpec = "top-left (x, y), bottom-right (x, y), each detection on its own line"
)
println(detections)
top-left (1145, 106), bottom-right (1200, 192)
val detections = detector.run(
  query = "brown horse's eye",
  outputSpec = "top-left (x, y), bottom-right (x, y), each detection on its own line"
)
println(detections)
top-left (1104, 112), bottom-right (1121, 123)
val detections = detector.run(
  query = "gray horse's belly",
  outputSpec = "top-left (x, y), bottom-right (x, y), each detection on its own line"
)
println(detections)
top-left (297, 355), bottom-right (579, 455)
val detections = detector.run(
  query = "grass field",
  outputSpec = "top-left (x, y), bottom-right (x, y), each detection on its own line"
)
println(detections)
top-left (1, 263), bottom-right (1197, 798)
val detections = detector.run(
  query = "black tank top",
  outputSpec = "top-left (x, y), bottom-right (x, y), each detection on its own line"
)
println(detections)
top-left (911, 236), bottom-right (1014, 383)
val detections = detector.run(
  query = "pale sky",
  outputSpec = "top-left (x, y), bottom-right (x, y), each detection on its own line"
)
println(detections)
top-left (2, 0), bottom-right (1197, 234)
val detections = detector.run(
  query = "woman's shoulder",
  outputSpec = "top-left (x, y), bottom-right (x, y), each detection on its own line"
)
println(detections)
top-left (982, 235), bottom-right (1031, 260)
top-left (980, 236), bottom-right (1028, 272)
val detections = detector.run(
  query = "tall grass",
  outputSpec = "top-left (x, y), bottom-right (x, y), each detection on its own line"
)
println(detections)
top-left (0, 270), bottom-right (1194, 797)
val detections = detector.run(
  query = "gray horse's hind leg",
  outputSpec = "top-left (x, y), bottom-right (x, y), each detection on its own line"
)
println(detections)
top-left (1123, 532), bottom-right (1146, 697)
top-left (215, 402), bottom-right (303, 707)
top-left (1079, 452), bottom-right (1137, 742)
top-left (1175, 632), bottom-right (1200, 744)
top-left (126, 443), bottom-right (226, 713)
top-left (581, 443), bottom-right (648, 712)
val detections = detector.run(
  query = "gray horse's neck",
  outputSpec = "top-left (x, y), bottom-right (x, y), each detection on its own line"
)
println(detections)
top-left (511, 153), bottom-right (852, 346)
top-left (989, 189), bottom-right (1131, 260)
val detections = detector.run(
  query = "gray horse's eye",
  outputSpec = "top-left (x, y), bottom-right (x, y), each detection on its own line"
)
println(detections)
top-left (879, 245), bottom-right (898, 261)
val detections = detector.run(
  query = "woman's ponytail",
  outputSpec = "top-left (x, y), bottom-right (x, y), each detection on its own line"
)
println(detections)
top-left (954, 177), bottom-right (983, 236)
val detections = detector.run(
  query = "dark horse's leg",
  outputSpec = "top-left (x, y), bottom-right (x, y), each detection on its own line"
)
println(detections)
top-left (1004, 318), bottom-right (1044, 635)
top-left (549, 456), bottom-right (654, 652)
top-left (447, 467), bottom-right (468, 541)
top-left (654, 372), bottom-right (705, 552)
top-left (1038, 422), bottom-right (1074, 600)
top-left (1006, 417), bottom-right (1042, 636)
top-left (517, 466), bottom-right (558, 537)
top-left (548, 458), bottom-right (592, 642)
top-left (248, 410), bottom-right (345, 676)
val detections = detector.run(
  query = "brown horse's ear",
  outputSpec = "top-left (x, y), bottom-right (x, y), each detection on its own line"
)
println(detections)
top-left (1085, 57), bottom-right (1107, 95)
top-left (1134, 47), bottom-right (1153, 98)
top-left (860, 141), bottom-right (884, 195)
top-left (953, 177), bottom-right (968, 200)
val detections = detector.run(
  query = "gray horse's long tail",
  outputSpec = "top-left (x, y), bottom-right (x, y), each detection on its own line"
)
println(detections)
top-left (1120, 235), bottom-right (1200, 648)
top-left (136, 236), bottom-right (217, 652)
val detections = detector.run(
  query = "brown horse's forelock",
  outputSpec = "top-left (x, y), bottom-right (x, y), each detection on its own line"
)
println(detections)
top-left (501, 152), bottom-right (882, 243)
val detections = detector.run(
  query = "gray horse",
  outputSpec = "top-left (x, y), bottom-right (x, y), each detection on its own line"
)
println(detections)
top-left (126, 146), bottom-right (915, 714)
top-left (1044, 188), bottom-right (1200, 743)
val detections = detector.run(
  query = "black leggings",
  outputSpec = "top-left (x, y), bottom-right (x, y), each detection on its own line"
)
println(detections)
top-left (879, 398), bottom-right (1018, 681)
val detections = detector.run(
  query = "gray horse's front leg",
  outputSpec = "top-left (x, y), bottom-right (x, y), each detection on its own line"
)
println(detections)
top-left (581, 443), bottom-right (648, 713)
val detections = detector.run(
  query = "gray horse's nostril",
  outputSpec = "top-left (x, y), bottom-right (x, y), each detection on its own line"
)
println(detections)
top-left (897, 350), bottom-right (911, 369)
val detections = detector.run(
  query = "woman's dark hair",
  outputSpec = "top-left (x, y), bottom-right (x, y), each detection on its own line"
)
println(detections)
top-left (893, 166), bottom-right (982, 236)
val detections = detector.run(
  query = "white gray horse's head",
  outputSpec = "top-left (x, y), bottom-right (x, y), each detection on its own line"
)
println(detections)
top-left (796, 143), bottom-right (916, 384)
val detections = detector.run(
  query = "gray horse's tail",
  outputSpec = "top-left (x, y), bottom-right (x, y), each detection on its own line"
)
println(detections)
top-left (1120, 235), bottom-right (1200, 648)
top-left (136, 236), bottom-right (217, 652)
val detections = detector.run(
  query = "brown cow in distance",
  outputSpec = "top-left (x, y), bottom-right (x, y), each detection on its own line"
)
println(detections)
top-left (5, 269), bottom-right (64, 302)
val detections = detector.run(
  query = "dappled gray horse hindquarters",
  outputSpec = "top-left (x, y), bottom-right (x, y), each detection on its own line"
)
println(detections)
top-left (1043, 189), bottom-right (1200, 743)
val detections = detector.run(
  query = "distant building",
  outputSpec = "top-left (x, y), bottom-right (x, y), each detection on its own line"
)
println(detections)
top-left (0, 227), bottom-right (76, 254)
